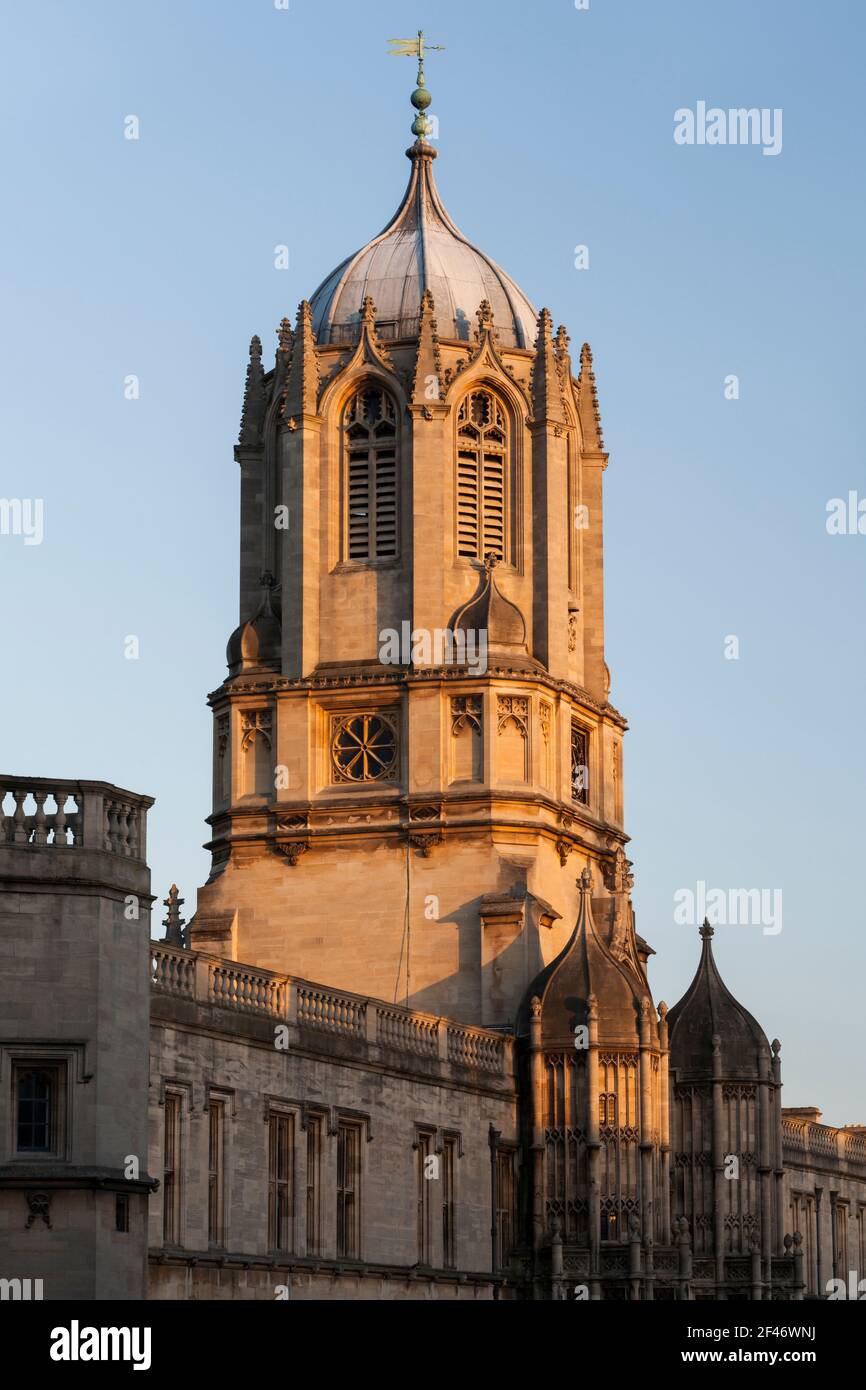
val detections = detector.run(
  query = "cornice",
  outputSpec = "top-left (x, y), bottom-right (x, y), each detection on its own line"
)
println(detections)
top-left (208, 665), bottom-right (628, 729)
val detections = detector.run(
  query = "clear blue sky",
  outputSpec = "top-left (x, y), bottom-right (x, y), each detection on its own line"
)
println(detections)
top-left (2, 1), bottom-right (864, 1123)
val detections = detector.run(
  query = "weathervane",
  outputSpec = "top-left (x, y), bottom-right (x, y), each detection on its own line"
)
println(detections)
top-left (388, 29), bottom-right (445, 139)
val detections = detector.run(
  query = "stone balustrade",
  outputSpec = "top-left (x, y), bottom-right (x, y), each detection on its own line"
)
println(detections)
top-left (447, 1022), bottom-right (508, 1073)
top-left (150, 945), bottom-right (514, 1082)
top-left (0, 776), bottom-right (151, 860)
top-left (210, 963), bottom-right (289, 1016)
top-left (782, 1117), bottom-right (866, 1176)
top-left (297, 984), bottom-right (366, 1036)
top-left (376, 1004), bottom-right (439, 1058)
top-left (151, 947), bottom-right (195, 998)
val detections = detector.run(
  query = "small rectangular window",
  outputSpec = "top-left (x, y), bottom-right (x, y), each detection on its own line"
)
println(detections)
top-left (268, 1112), bottom-right (294, 1253)
top-left (496, 1149), bottom-right (516, 1265)
top-left (15, 1065), bottom-right (59, 1153)
top-left (416, 1131), bottom-right (434, 1265)
top-left (115, 1194), bottom-right (130, 1233)
top-left (442, 1135), bottom-right (458, 1269)
top-left (305, 1115), bottom-right (322, 1256)
top-left (163, 1092), bottom-right (182, 1244)
top-left (337, 1121), bottom-right (361, 1259)
top-left (208, 1099), bottom-right (226, 1247)
top-left (835, 1201), bottom-right (849, 1277)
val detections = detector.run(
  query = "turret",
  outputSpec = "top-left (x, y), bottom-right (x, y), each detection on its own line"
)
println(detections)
top-left (667, 922), bottom-right (783, 1280)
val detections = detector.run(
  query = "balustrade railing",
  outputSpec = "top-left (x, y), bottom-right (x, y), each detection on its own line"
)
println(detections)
top-left (782, 1118), bottom-right (866, 1175)
top-left (377, 1005), bottom-right (439, 1057)
top-left (297, 985), bottom-right (366, 1037)
top-left (150, 947), bottom-right (512, 1079)
top-left (447, 1022), bottom-right (507, 1072)
top-left (209, 963), bottom-right (287, 1016)
top-left (0, 777), bottom-right (150, 859)
top-left (151, 947), bottom-right (195, 998)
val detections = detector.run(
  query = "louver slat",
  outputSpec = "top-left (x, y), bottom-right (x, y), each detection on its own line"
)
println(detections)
top-left (456, 391), bottom-right (508, 561)
top-left (343, 387), bottom-right (399, 560)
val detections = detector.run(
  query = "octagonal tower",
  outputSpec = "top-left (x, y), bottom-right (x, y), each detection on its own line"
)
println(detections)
top-left (192, 125), bottom-right (628, 1028)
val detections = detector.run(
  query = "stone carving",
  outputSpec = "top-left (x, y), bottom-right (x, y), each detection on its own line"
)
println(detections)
top-left (241, 709), bottom-right (272, 749)
top-left (539, 702), bottom-right (552, 742)
top-left (451, 695), bottom-right (482, 735)
top-left (276, 841), bottom-right (309, 867)
top-left (26, 1191), bottom-right (52, 1230)
top-left (497, 695), bottom-right (528, 735)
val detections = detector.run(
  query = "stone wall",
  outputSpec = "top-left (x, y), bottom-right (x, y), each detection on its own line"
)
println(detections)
top-left (149, 946), bottom-right (518, 1300)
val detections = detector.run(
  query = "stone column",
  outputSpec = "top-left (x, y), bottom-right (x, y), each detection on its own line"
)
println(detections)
top-left (751, 1237), bottom-right (763, 1301)
top-left (528, 997), bottom-right (545, 1254)
top-left (586, 993), bottom-right (601, 1297)
top-left (638, 999), bottom-right (655, 1254)
top-left (711, 1034), bottom-right (726, 1293)
top-left (658, 1002), bottom-right (671, 1242)
top-left (529, 311), bottom-right (570, 679)
top-left (771, 1040), bottom-right (785, 1254)
top-left (829, 1189), bottom-right (839, 1282)
top-left (489, 1125), bottom-right (500, 1275)
top-left (282, 302), bottom-right (322, 680)
top-left (759, 1066), bottom-right (773, 1282)
top-left (815, 1186), bottom-right (825, 1295)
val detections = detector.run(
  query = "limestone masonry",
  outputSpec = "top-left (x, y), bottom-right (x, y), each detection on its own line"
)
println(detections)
top-left (1, 117), bottom-right (863, 1301)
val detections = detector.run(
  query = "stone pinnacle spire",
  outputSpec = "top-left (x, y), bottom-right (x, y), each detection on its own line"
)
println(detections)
top-left (161, 884), bottom-right (186, 948)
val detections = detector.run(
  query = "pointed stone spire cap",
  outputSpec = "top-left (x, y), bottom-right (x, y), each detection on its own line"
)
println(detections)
top-left (226, 572), bottom-right (282, 676)
top-left (667, 920), bottom-right (771, 1081)
top-left (517, 860), bottom-right (654, 1046)
top-left (450, 555), bottom-right (527, 656)
top-left (161, 884), bottom-right (186, 948)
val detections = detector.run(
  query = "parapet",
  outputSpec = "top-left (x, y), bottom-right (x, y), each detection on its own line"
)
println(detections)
top-left (0, 776), bottom-right (153, 895)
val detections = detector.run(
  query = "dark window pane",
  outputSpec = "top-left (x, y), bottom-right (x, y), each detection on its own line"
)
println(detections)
top-left (17, 1069), bottom-right (53, 1151)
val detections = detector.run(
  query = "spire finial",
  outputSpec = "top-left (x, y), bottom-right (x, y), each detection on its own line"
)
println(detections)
top-left (699, 917), bottom-right (714, 940)
top-left (388, 30), bottom-right (445, 140)
top-left (161, 884), bottom-right (186, 948)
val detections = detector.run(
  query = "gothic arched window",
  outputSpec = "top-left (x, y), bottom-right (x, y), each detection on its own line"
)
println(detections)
top-left (456, 389), bottom-right (509, 562)
top-left (343, 385), bottom-right (399, 561)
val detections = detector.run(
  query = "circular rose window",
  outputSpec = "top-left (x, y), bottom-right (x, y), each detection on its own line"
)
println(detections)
top-left (332, 715), bottom-right (397, 782)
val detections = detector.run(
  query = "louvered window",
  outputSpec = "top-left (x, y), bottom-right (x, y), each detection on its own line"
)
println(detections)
top-left (456, 390), bottom-right (508, 561)
top-left (343, 385), bottom-right (398, 560)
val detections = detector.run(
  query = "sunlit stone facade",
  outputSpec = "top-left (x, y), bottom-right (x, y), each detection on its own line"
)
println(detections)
top-left (1, 123), bottom-right (863, 1303)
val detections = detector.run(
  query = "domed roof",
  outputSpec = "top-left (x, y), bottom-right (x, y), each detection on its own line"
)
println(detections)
top-left (451, 556), bottom-right (529, 657)
top-left (309, 140), bottom-right (538, 350)
top-left (518, 867), bottom-right (653, 1049)
top-left (227, 578), bottom-right (282, 676)
top-left (667, 922), bottom-right (771, 1081)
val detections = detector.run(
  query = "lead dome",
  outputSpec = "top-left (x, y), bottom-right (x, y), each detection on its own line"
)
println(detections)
top-left (309, 139), bottom-right (538, 350)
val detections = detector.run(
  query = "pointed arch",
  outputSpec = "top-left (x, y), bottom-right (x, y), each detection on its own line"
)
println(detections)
top-left (453, 384), bottom-right (515, 566)
top-left (339, 381), bottom-right (401, 562)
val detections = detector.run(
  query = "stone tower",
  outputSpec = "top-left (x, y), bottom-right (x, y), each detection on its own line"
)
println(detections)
top-left (667, 921), bottom-right (786, 1288)
top-left (191, 122), bottom-right (629, 1028)
top-left (519, 862), bottom-right (670, 1297)
top-left (0, 779), bottom-right (155, 1299)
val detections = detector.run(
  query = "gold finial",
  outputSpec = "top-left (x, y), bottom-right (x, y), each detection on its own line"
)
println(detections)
top-left (388, 29), bottom-right (445, 139)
